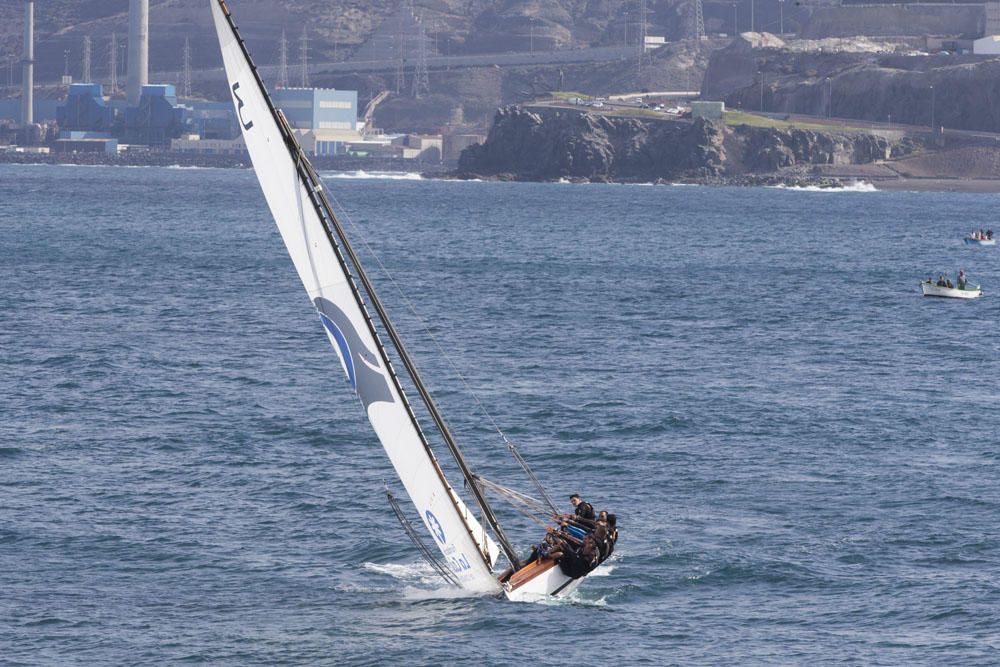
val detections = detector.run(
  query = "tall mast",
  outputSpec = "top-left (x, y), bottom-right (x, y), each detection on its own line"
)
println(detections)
top-left (212, 0), bottom-right (522, 570)
top-left (300, 155), bottom-right (522, 569)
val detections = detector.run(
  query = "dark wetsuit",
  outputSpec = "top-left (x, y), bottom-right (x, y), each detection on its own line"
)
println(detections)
top-left (558, 535), bottom-right (600, 579)
top-left (574, 501), bottom-right (595, 522)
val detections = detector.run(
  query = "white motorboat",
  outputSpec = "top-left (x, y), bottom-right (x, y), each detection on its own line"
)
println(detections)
top-left (921, 281), bottom-right (982, 299)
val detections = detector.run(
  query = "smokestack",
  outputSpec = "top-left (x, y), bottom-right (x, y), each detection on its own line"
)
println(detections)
top-left (127, 0), bottom-right (149, 106)
top-left (21, 0), bottom-right (33, 125)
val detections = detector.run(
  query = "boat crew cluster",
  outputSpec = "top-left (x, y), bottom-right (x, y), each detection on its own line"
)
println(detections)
top-left (527, 494), bottom-right (618, 579)
top-left (921, 231), bottom-right (994, 299)
top-left (927, 269), bottom-right (971, 290)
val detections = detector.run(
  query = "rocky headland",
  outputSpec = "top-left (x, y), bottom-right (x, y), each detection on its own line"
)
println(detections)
top-left (457, 106), bottom-right (918, 185)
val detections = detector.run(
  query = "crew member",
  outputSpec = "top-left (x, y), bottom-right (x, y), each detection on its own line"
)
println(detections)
top-left (570, 494), bottom-right (595, 521)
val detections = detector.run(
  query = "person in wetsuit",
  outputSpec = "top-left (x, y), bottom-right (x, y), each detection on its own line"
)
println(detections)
top-left (558, 534), bottom-right (601, 579)
top-left (569, 494), bottom-right (595, 521)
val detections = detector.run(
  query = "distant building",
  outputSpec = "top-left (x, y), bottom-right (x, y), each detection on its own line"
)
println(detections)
top-left (171, 135), bottom-right (247, 155)
top-left (394, 134), bottom-right (442, 161)
top-left (444, 133), bottom-right (484, 162)
top-left (185, 101), bottom-right (240, 140)
top-left (123, 84), bottom-right (186, 145)
top-left (56, 84), bottom-right (115, 133)
top-left (273, 88), bottom-right (359, 132)
top-left (52, 133), bottom-right (119, 155)
top-left (0, 99), bottom-right (59, 123)
top-left (644, 36), bottom-right (666, 52)
top-left (974, 35), bottom-right (1000, 54)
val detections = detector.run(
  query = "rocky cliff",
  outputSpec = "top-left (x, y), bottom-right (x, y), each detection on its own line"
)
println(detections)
top-left (458, 106), bottom-right (913, 182)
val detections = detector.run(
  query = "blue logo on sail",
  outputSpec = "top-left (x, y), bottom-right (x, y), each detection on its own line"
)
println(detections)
top-left (425, 510), bottom-right (447, 544)
top-left (318, 311), bottom-right (356, 390)
top-left (314, 297), bottom-right (394, 409)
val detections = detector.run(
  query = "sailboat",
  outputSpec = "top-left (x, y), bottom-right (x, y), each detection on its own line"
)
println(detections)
top-left (209, 0), bottom-right (608, 600)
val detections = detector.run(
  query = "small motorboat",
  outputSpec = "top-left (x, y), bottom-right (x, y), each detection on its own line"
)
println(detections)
top-left (921, 281), bottom-right (982, 299)
top-left (964, 236), bottom-right (996, 246)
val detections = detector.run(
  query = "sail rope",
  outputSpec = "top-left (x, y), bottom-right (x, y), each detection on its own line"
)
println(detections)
top-left (386, 487), bottom-right (461, 587)
top-left (473, 475), bottom-right (552, 529)
top-left (322, 186), bottom-right (561, 517)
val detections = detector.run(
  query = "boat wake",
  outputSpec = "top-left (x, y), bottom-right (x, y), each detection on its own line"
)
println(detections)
top-left (363, 561), bottom-right (494, 600)
top-left (319, 170), bottom-right (423, 180)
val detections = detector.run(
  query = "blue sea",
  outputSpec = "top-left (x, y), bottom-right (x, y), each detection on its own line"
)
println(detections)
top-left (3, 164), bottom-right (1000, 665)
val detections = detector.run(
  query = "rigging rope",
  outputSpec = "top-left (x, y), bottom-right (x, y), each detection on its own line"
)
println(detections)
top-left (474, 475), bottom-right (552, 529)
top-left (322, 184), bottom-right (561, 516)
top-left (386, 487), bottom-right (460, 587)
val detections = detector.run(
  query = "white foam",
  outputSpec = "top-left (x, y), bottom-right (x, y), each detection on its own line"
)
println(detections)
top-left (589, 563), bottom-right (616, 577)
top-left (771, 180), bottom-right (878, 192)
top-left (320, 170), bottom-right (423, 180)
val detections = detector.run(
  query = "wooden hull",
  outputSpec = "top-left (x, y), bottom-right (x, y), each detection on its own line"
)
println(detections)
top-left (501, 557), bottom-right (584, 601)
top-left (921, 282), bottom-right (982, 299)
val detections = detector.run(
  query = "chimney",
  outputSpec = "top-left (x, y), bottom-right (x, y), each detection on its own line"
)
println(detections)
top-left (21, 0), bottom-right (33, 125)
top-left (127, 0), bottom-right (149, 106)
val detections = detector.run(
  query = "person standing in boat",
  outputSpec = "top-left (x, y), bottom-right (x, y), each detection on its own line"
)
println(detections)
top-left (570, 494), bottom-right (595, 521)
top-left (958, 270), bottom-right (968, 289)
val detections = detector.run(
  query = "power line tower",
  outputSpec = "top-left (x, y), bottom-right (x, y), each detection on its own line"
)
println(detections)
top-left (394, 13), bottom-right (405, 94)
top-left (182, 37), bottom-right (192, 98)
top-left (299, 27), bottom-right (309, 87)
top-left (411, 13), bottom-right (430, 99)
top-left (688, 0), bottom-right (705, 42)
top-left (278, 29), bottom-right (289, 88)
top-left (109, 33), bottom-right (118, 94)
top-left (83, 36), bottom-right (92, 82)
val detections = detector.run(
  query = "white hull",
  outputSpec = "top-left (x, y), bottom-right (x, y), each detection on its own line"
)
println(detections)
top-left (502, 558), bottom-right (585, 601)
top-left (921, 282), bottom-right (982, 299)
top-left (964, 237), bottom-right (996, 246)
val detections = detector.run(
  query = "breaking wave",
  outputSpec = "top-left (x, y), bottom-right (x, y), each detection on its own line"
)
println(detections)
top-left (771, 180), bottom-right (878, 192)
top-left (320, 170), bottom-right (423, 180)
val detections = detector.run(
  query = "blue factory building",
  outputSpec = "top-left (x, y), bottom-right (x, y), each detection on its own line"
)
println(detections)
top-left (185, 101), bottom-right (239, 140)
top-left (123, 84), bottom-right (186, 145)
top-left (56, 84), bottom-right (115, 132)
top-left (273, 88), bottom-right (358, 131)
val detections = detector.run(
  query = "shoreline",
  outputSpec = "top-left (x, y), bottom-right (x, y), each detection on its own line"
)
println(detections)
top-left (5, 153), bottom-right (1000, 193)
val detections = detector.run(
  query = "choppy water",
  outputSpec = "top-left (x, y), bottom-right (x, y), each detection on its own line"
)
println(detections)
top-left (3, 164), bottom-right (1000, 665)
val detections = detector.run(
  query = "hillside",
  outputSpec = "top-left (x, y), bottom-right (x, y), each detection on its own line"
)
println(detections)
top-left (0, 0), bottom-right (717, 84)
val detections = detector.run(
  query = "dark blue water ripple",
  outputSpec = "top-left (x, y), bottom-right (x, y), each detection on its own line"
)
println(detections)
top-left (3, 165), bottom-right (1000, 664)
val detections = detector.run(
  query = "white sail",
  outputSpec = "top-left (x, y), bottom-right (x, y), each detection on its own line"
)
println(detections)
top-left (210, 0), bottom-right (501, 591)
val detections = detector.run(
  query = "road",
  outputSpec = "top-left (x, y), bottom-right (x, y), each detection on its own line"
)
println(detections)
top-left (152, 45), bottom-right (640, 87)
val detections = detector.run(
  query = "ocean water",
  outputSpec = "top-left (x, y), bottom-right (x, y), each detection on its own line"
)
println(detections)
top-left (3, 164), bottom-right (1000, 665)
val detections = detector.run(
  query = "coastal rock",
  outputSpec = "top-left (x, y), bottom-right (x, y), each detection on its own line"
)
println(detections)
top-left (458, 106), bottom-right (914, 183)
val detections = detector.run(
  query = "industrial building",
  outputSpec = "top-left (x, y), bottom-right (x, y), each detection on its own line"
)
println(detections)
top-left (123, 85), bottom-right (186, 145)
top-left (271, 88), bottom-right (363, 156)
top-left (185, 101), bottom-right (240, 140)
top-left (57, 84), bottom-right (114, 132)
top-left (52, 132), bottom-right (119, 154)
top-left (170, 135), bottom-right (246, 155)
top-left (274, 88), bottom-right (360, 132)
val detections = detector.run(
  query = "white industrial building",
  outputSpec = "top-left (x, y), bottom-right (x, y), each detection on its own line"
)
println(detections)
top-left (973, 35), bottom-right (1000, 54)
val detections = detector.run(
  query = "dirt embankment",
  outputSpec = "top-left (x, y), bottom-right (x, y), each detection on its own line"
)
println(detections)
top-left (703, 38), bottom-right (1000, 134)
